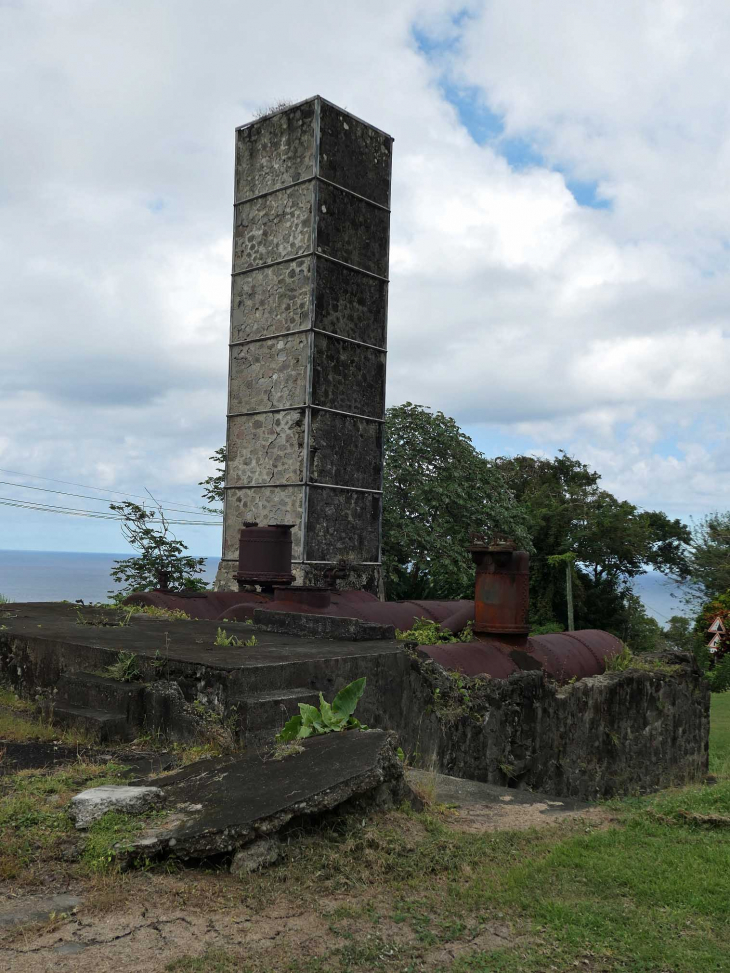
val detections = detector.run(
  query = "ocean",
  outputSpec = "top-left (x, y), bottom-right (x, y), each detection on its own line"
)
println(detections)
top-left (0, 550), bottom-right (219, 604)
top-left (0, 549), bottom-right (688, 622)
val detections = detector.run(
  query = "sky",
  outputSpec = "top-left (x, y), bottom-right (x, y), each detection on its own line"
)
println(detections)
top-left (2, 0), bottom-right (730, 562)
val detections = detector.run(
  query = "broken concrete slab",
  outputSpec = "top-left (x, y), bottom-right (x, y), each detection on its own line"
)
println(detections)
top-left (0, 741), bottom-right (172, 776)
top-left (405, 768), bottom-right (602, 832)
top-left (119, 729), bottom-right (407, 863)
top-left (0, 893), bottom-right (82, 929)
top-left (69, 785), bottom-right (165, 829)
top-left (230, 837), bottom-right (281, 874)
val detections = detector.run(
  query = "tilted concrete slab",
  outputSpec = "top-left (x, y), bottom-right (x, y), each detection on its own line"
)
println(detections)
top-left (114, 729), bottom-right (408, 862)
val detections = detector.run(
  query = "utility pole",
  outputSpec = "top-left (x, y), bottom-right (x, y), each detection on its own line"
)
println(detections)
top-left (565, 560), bottom-right (575, 632)
top-left (548, 552), bottom-right (577, 632)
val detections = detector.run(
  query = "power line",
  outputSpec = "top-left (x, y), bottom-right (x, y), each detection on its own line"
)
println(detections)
top-left (0, 479), bottom-right (221, 520)
top-left (0, 496), bottom-right (221, 526)
top-left (0, 467), bottom-right (215, 514)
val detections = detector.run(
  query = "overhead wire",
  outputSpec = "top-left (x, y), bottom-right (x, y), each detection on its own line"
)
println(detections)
top-left (0, 479), bottom-right (221, 520)
top-left (0, 466), bottom-right (216, 515)
top-left (0, 496), bottom-right (221, 526)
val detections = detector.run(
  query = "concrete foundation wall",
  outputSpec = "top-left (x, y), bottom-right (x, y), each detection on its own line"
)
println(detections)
top-left (1, 610), bottom-right (709, 801)
top-left (394, 650), bottom-right (710, 800)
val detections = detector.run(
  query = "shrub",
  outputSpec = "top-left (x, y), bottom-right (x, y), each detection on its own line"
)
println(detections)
top-left (276, 678), bottom-right (368, 742)
top-left (396, 617), bottom-right (473, 644)
top-left (708, 654), bottom-right (730, 693)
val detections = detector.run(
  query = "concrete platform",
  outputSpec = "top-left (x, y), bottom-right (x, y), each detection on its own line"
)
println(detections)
top-left (0, 602), bottom-right (410, 745)
top-left (0, 602), bottom-right (403, 671)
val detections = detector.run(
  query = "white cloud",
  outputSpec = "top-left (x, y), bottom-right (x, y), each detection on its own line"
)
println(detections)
top-left (1, 0), bottom-right (730, 554)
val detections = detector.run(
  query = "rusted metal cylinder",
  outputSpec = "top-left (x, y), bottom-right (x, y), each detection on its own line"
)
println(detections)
top-left (470, 535), bottom-right (530, 636)
top-left (235, 523), bottom-right (295, 588)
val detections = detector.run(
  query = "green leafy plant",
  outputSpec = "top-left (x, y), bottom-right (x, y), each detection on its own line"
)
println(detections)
top-left (106, 650), bottom-right (141, 683)
top-left (214, 627), bottom-right (257, 647)
top-left (0, 593), bottom-right (10, 604)
top-left (396, 618), bottom-right (457, 644)
top-left (109, 499), bottom-right (207, 597)
top-left (708, 654), bottom-right (730, 693)
top-left (276, 678), bottom-right (368, 742)
top-left (605, 644), bottom-right (680, 675)
top-left (76, 607), bottom-right (134, 628)
top-left (130, 605), bottom-right (191, 621)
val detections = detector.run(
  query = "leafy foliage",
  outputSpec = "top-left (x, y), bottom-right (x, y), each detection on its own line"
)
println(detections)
top-left (683, 512), bottom-right (730, 604)
top-left (663, 614), bottom-right (695, 652)
top-left (604, 644), bottom-right (680, 675)
top-left (276, 678), bottom-right (368, 742)
top-left (708, 654), bottom-right (730, 693)
top-left (382, 403), bottom-right (530, 600)
top-left (213, 627), bottom-right (257, 647)
top-left (395, 617), bottom-right (474, 644)
top-left (198, 447), bottom-right (226, 515)
top-left (109, 500), bottom-right (207, 596)
top-left (493, 451), bottom-right (689, 638)
top-left (130, 605), bottom-right (191, 621)
top-left (105, 650), bottom-right (141, 682)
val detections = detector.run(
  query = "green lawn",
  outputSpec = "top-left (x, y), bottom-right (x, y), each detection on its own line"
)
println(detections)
top-left (710, 692), bottom-right (730, 772)
top-left (4, 687), bottom-right (730, 973)
top-left (168, 694), bottom-right (730, 973)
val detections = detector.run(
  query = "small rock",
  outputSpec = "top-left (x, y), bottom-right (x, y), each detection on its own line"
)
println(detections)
top-left (230, 838), bottom-right (281, 875)
top-left (69, 785), bottom-right (165, 829)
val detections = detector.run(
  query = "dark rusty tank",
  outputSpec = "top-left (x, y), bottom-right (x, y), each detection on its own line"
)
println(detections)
top-left (235, 523), bottom-right (295, 588)
top-left (470, 534), bottom-right (530, 636)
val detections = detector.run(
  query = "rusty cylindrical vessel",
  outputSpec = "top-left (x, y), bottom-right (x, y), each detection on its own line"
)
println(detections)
top-left (470, 534), bottom-right (530, 636)
top-left (235, 523), bottom-right (295, 589)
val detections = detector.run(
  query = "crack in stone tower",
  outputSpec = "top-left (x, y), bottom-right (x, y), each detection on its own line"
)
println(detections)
top-left (215, 96), bottom-right (393, 594)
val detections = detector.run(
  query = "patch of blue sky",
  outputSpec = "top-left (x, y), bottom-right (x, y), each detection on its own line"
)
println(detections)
top-left (462, 424), bottom-right (542, 459)
top-left (146, 197), bottom-right (165, 214)
top-left (412, 22), bottom-right (611, 209)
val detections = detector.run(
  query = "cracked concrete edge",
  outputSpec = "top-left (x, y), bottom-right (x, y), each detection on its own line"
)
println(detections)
top-left (117, 730), bottom-right (408, 863)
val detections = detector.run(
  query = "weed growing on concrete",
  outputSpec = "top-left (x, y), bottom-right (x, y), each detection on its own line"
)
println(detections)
top-left (214, 627), bottom-right (257, 647)
top-left (106, 651), bottom-right (141, 682)
top-left (270, 741), bottom-right (306, 761)
top-left (276, 677), bottom-right (368, 742)
top-left (0, 687), bottom-right (93, 745)
top-left (605, 644), bottom-right (681, 675)
top-left (76, 607), bottom-right (134, 628)
top-left (130, 605), bottom-right (191, 621)
top-left (396, 617), bottom-right (473, 644)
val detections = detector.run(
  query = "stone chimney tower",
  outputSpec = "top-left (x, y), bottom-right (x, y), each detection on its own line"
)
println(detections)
top-left (214, 97), bottom-right (392, 593)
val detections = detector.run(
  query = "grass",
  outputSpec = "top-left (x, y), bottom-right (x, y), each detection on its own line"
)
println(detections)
top-left (162, 696), bottom-right (730, 973)
top-left (3, 684), bottom-right (730, 972)
top-left (0, 759), bottom-right (135, 882)
top-left (710, 691), bottom-right (730, 774)
top-left (0, 686), bottom-right (94, 745)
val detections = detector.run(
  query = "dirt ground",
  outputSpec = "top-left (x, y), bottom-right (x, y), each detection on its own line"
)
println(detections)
top-left (0, 801), bottom-right (610, 973)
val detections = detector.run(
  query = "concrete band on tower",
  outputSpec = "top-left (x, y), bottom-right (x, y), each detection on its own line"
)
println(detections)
top-left (214, 97), bottom-right (393, 594)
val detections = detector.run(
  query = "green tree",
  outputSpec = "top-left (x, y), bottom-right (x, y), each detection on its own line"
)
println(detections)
top-left (493, 452), bottom-right (690, 633)
top-left (199, 447), bottom-right (226, 515)
top-left (382, 403), bottom-right (530, 600)
top-left (109, 501), bottom-right (207, 596)
top-left (663, 615), bottom-right (694, 652)
top-left (684, 512), bottom-right (730, 603)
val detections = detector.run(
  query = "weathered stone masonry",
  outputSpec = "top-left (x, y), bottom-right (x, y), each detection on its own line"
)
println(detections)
top-left (216, 97), bottom-right (392, 593)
